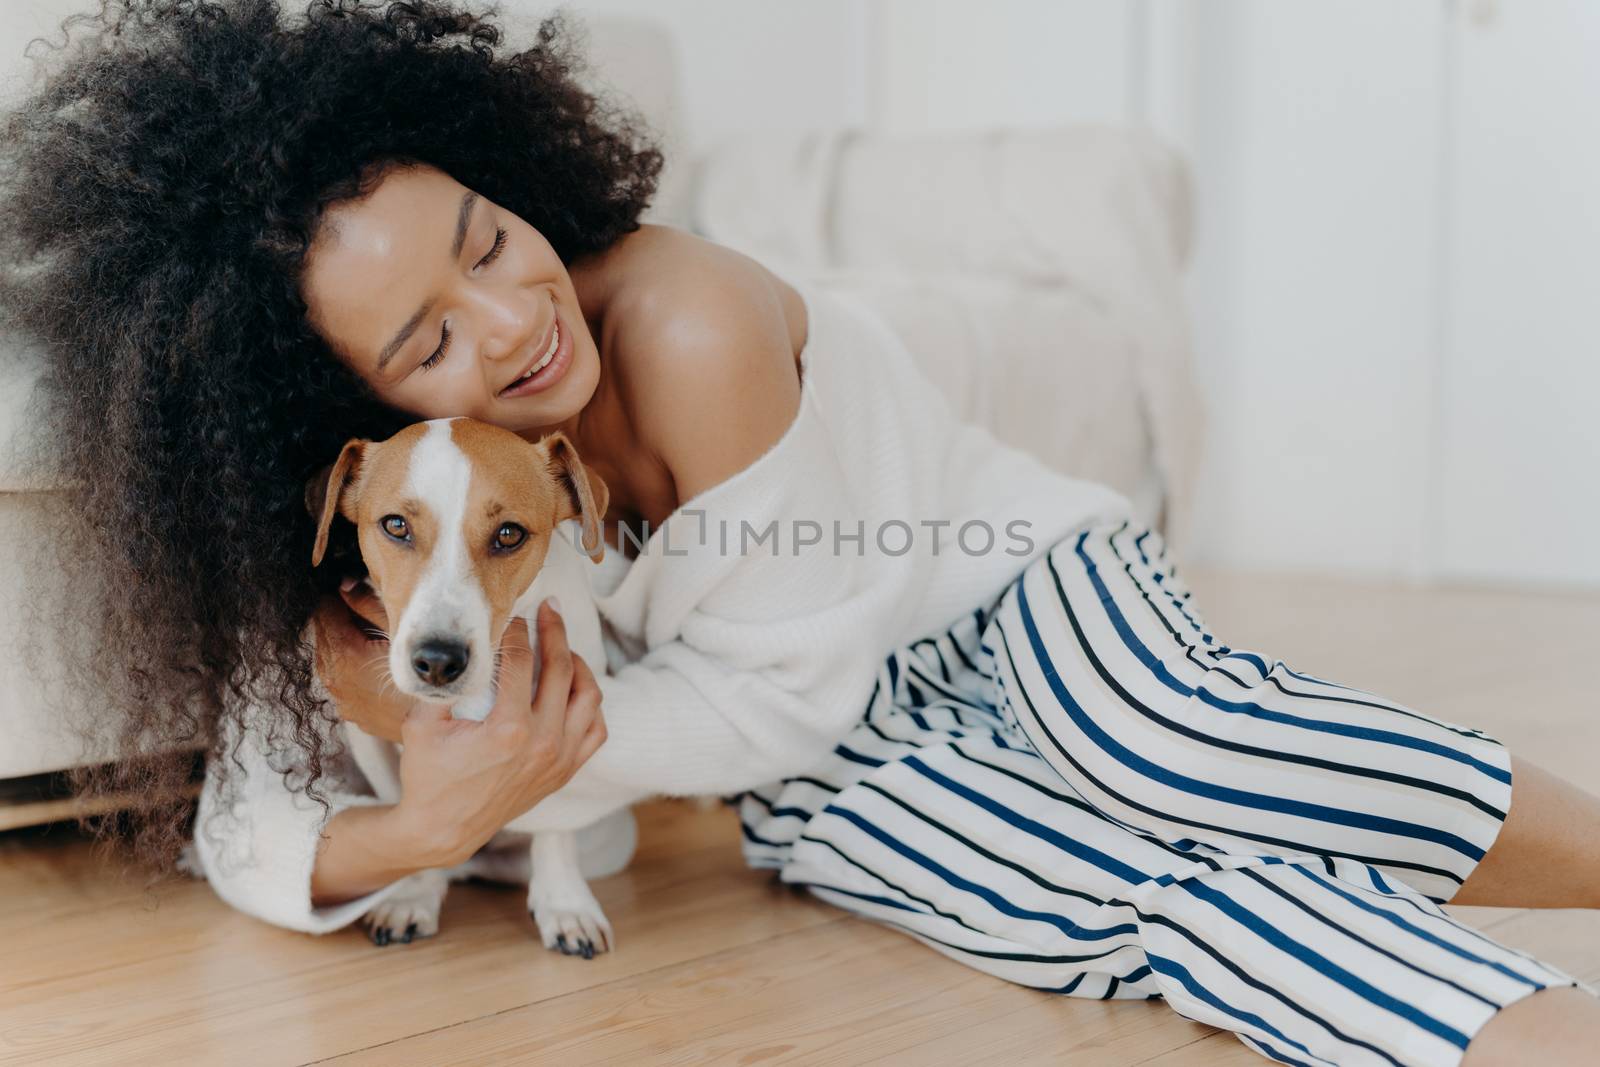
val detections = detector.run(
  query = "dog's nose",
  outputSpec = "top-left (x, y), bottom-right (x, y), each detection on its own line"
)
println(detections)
top-left (412, 640), bottom-right (469, 686)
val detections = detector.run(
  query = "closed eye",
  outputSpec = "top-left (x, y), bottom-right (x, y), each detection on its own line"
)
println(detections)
top-left (416, 227), bottom-right (506, 374)
top-left (420, 323), bottom-right (451, 371)
top-left (477, 227), bottom-right (508, 270)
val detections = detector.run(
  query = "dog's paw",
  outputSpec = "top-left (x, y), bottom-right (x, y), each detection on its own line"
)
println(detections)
top-left (529, 883), bottom-right (613, 959)
top-left (363, 871), bottom-right (447, 947)
top-left (531, 904), bottom-right (613, 959)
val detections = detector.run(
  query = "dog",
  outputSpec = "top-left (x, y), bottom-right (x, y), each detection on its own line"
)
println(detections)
top-left (306, 417), bottom-right (622, 957)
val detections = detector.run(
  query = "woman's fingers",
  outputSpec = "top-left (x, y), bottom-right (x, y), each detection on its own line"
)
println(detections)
top-left (552, 651), bottom-right (606, 786)
top-left (530, 599), bottom-right (575, 715)
top-left (561, 652), bottom-right (602, 751)
top-left (484, 617), bottom-right (535, 727)
top-left (400, 604), bottom-right (596, 777)
top-left (535, 598), bottom-right (571, 668)
top-left (501, 615), bottom-right (533, 666)
top-left (569, 649), bottom-right (600, 705)
top-left (401, 699), bottom-right (453, 739)
top-left (574, 710), bottom-right (608, 765)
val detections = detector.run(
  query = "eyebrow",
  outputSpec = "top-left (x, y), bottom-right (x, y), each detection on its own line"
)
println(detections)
top-left (375, 191), bottom-right (480, 374)
top-left (450, 191), bottom-right (479, 258)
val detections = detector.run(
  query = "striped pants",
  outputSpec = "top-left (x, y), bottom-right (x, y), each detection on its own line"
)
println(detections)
top-left (738, 519), bottom-right (1583, 1066)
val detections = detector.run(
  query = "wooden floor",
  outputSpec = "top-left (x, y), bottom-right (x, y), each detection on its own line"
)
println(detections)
top-left (4, 567), bottom-right (1600, 1066)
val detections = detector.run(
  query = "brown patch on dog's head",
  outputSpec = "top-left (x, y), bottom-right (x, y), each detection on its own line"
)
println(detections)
top-left (306, 418), bottom-right (610, 701)
top-left (307, 437), bottom-right (368, 568)
top-left (542, 431), bottom-right (611, 562)
top-left (447, 422), bottom-right (609, 630)
top-left (305, 424), bottom-right (434, 546)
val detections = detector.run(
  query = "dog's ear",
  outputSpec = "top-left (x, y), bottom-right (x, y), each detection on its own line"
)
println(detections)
top-left (306, 438), bottom-right (369, 568)
top-left (540, 432), bottom-right (610, 563)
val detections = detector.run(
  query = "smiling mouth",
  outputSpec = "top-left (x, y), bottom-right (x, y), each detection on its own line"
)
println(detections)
top-left (500, 319), bottom-right (560, 395)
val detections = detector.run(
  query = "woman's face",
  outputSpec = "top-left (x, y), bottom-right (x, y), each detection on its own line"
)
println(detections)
top-left (301, 164), bottom-right (599, 434)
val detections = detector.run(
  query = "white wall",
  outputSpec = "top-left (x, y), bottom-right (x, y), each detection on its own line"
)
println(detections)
top-left (7, 0), bottom-right (1594, 590)
top-left (1173, 4), bottom-right (1448, 582)
top-left (1158, 1), bottom-right (1600, 591)
top-left (868, 0), bottom-right (1140, 132)
top-left (844, 0), bottom-right (1600, 592)
top-left (562, 0), bottom-right (1143, 147)
top-left (564, 0), bottom-right (1600, 591)
top-left (1434, 2), bottom-right (1600, 589)
top-left (555, 0), bottom-right (873, 152)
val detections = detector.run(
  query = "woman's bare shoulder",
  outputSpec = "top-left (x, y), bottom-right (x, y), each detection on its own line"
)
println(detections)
top-left (593, 225), bottom-right (806, 363)
top-left (587, 226), bottom-right (810, 504)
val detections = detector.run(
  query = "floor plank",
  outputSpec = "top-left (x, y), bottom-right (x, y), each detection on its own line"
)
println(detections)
top-left (0, 805), bottom-right (840, 1066)
top-left (315, 918), bottom-right (1219, 1067)
top-left (3, 569), bottom-right (1599, 1066)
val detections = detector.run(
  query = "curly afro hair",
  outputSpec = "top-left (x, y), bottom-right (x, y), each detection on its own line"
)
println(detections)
top-left (0, 0), bottom-right (662, 870)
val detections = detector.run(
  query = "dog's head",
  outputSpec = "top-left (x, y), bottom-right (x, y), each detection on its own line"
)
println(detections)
top-left (306, 418), bottom-right (608, 702)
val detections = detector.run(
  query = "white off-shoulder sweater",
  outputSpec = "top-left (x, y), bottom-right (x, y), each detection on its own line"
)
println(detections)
top-left (193, 285), bottom-right (1133, 933)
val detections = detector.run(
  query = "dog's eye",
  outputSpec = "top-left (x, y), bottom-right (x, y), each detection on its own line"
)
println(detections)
top-left (493, 523), bottom-right (527, 551)
top-left (381, 515), bottom-right (410, 541)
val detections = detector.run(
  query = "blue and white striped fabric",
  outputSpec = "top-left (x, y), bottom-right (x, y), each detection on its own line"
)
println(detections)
top-left (737, 519), bottom-right (1581, 1067)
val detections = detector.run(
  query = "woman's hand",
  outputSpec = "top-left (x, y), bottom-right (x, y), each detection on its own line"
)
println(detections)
top-left (312, 584), bottom-right (607, 866)
top-left (391, 602), bottom-right (607, 866)
top-left (309, 598), bottom-right (606, 903)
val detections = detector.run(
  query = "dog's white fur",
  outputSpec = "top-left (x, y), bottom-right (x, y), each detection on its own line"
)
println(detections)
top-left (337, 419), bottom-right (619, 956)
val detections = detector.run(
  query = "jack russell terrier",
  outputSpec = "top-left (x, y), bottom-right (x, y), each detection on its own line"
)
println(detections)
top-left (307, 417), bottom-right (621, 957)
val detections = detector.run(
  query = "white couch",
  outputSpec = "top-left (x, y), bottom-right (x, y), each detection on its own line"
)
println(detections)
top-left (0, 5), bottom-right (1203, 789)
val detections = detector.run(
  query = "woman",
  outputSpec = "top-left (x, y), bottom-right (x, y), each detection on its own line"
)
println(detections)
top-left (3, 3), bottom-right (1598, 1063)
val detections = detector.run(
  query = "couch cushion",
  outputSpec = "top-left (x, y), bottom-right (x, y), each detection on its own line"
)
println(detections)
top-left (0, 339), bottom-right (63, 493)
top-left (691, 126), bottom-right (1204, 551)
top-left (805, 270), bottom-right (1154, 513)
top-left (0, 491), bottom-right (125, 776)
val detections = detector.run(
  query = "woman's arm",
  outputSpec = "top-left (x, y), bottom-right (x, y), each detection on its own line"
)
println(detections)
top-left (513, 286), bottom-right (897, 826)
top-left (196, 601), bottom-right (606, 930)
top-left (305, 596), bottom-right (451, 906)
top-left (309, 804), bottom-right (442, 906)
top-left (193, 682), bottom-right (404, 934)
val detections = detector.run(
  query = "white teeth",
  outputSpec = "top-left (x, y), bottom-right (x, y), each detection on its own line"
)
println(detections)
top-left (513, 323), bottom-right (560, 384)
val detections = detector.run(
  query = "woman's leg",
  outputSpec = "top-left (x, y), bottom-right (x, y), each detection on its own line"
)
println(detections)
top-left (781, 732), bottom-right (1583, 1066)
top-left (750, 584), bottom-right (1590, 1065)
top-left (1463, 987), bottom-right (1600, 1067)
top-left (1454, 756), bottom-right (1600, 909)
top-left (982, 519), bottom-right (1551, 905)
